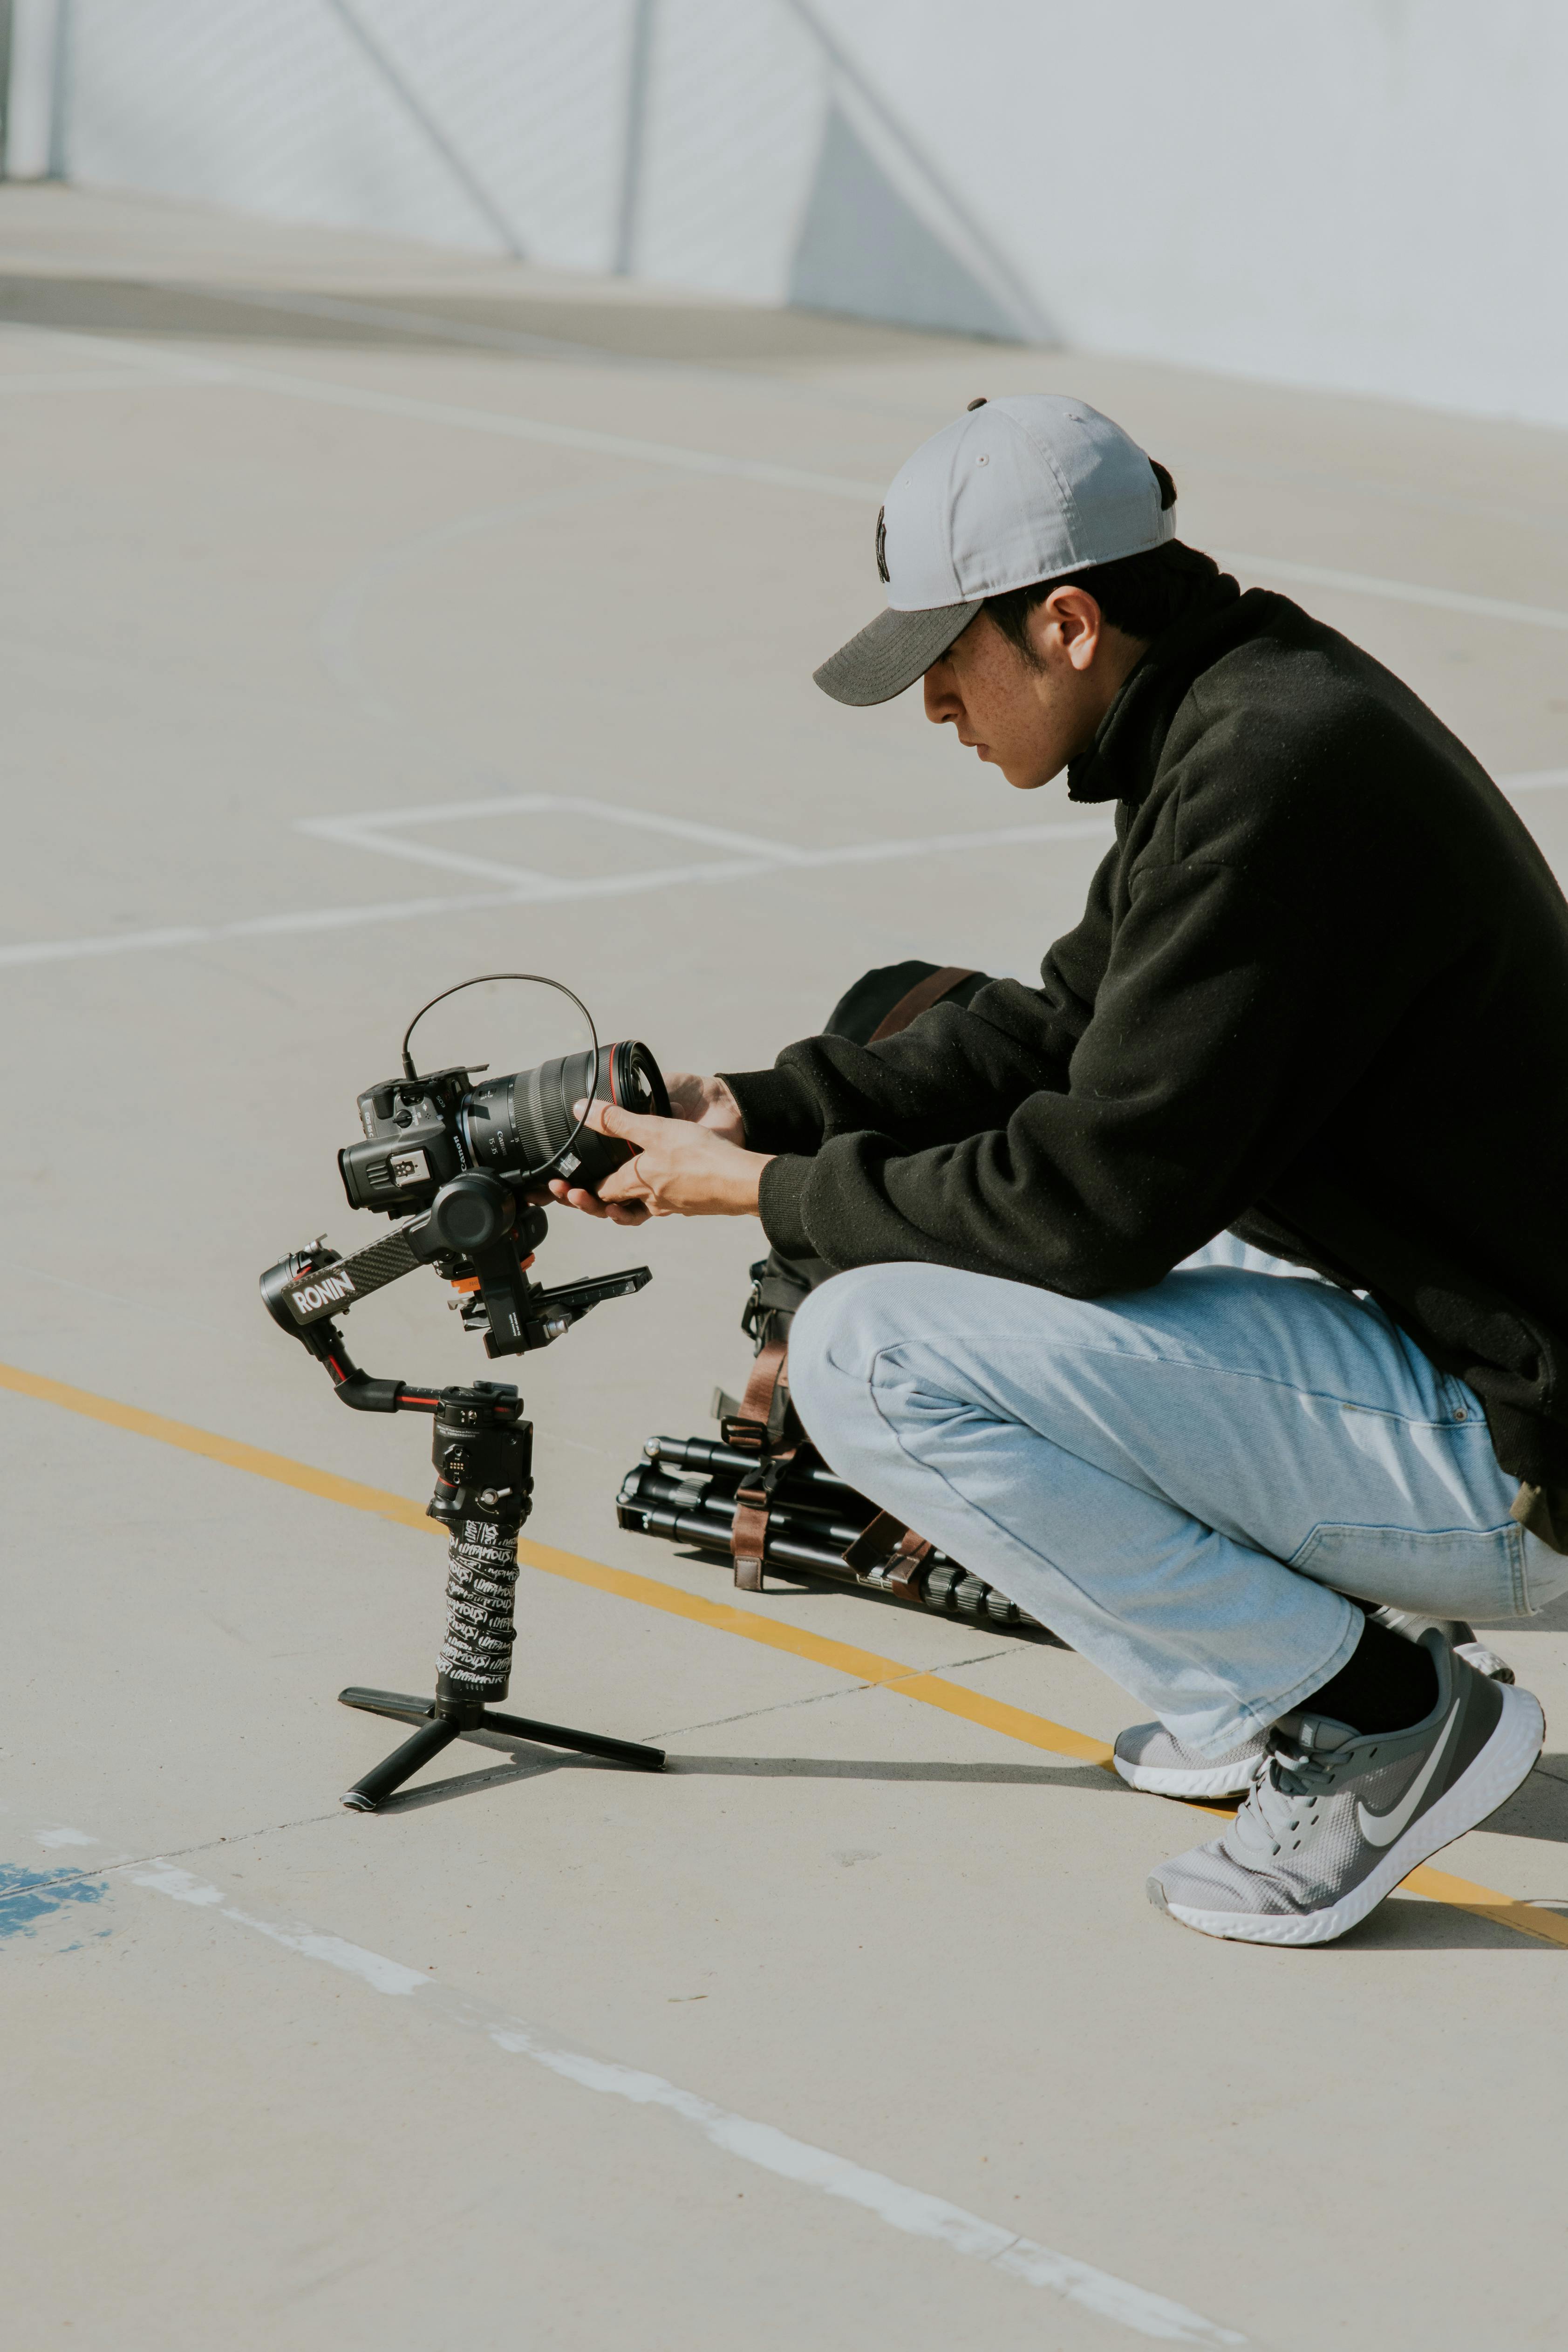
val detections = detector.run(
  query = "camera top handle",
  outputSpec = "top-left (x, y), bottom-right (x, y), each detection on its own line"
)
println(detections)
top-left (400, 972), bottom-right (600, 1188)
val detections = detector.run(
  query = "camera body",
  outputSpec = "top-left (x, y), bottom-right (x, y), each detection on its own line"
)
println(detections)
top-left (262, 1033), bottom-right (664, 1372)
top-left (339, 1041), bottom-right (669, 1218)
top-left (339, 1064), bottom-right (475, 1217)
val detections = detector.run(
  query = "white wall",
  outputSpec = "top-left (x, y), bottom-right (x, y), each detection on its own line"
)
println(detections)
top-left (824, 0), bottom-right (1568, 426)
top-left (10, 0), bottom-right (1568, 429)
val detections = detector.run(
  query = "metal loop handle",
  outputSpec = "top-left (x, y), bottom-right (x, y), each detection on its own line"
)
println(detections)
top-left (400, 972), bottom-right (601, 1186)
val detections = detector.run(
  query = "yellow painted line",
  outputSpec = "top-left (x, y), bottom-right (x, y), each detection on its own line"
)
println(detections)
top-left (0, 1360), bottom-right (1108, 1770)
top-left (0, 1360), bottom-right (431, 1531)
top-left (516, 1534), bottom-right (1114, 1766)
top-left (8, 1358), bottom-right (1566, 1947)
top-left (1398, 1861), bottom-right (1568, 1943)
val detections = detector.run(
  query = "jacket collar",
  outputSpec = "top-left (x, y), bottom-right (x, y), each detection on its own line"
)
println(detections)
top-left (1067, 572), bottom-right (1254, 806)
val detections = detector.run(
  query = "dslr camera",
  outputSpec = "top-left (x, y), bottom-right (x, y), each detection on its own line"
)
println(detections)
top-left (262, 979), bottom-right (668, 1389)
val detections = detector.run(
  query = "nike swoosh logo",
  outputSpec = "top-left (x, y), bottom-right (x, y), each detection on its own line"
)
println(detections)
top-left (1357, 1698), bottom-right (1461, 1848)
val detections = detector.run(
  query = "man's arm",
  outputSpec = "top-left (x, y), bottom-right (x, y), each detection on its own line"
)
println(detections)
top-left (565, 854), bottom-right (1398, 1276)
top-left (720, 844), bottom-right (1117, 1158)
top-left (544, 956), bottom-right (1102, 1231)
top-left (747, 855), bottom-right (1407, 1295)
top-left (551, 853), bottom-right (1114, 1226)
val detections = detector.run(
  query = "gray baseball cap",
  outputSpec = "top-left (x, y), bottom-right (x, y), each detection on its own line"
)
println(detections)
top-left (814, 393), bottom-right (1174, 707)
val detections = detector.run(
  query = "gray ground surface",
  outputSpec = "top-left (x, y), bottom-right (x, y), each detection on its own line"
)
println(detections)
top-left (6, 186), bottom-right (1568, 2352)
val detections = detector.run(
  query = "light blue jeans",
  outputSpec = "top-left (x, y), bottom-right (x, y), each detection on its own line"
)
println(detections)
top-left (787, 1237), bottom-right (1568, 1758)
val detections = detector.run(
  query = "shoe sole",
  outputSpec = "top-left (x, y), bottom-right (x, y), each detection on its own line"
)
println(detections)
top-left (1157, 1682), bottom-right (1546, 1947)
top-left (1113, 1754), bottom-right (1263, 1800)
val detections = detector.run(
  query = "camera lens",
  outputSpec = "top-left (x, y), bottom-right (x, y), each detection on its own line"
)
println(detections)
top-left (461, 1041), bottom-right (670, 1189)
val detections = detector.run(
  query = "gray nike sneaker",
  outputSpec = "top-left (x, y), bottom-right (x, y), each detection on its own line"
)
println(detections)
top-left (1113, 1721), bottom-right (1268, 1799)
top-left (1146, 1630), bottom-right (1544, 1945)
top-left (1369, 1604), bottom-right (1515, 1684)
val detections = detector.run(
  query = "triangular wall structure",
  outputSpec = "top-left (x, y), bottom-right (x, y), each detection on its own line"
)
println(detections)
top-left (788, 101), bottom-right (1023, 341)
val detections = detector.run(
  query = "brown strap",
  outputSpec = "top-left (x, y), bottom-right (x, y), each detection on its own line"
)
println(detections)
top-left (722, 1337), bottom-right (789, 1455)
top-left (869, 965), bottom-right (980, 1043)
top-left (887, 1524), bottom-right (934, 1593)
top-left (730, 1486), bottom-right (769, 1593)
top-left (726, 1339), bottom-right (793, 1588)
top-left (842, 1508), bottom-right (934, 1592)
top-left (730, 1450), bottom-right (795, 1593)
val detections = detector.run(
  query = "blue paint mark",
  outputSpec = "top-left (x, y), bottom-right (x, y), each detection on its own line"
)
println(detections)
top-left (0, 1862), bottom-right (110, 1939)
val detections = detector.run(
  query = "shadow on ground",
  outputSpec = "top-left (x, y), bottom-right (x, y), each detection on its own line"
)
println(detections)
top-left (376, 1742), bottom-right (1121, 1814)
top-left (1482, 1753), bottom-right (1568, 1845)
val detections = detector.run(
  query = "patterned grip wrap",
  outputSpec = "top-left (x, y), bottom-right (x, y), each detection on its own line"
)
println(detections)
top-left (436, 1520), bottom-right (519, 1698)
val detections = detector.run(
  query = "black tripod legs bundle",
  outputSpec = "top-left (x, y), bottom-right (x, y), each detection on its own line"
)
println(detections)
top-left (337, 1380), bottom-right (663, 1811)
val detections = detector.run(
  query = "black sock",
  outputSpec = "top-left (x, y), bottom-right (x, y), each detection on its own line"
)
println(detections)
top-left (1297, 1616), bottom-right (1438, 1736)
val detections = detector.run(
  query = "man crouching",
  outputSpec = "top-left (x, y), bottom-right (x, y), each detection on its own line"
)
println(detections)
top-left (553, 395), bottom-right (1565, 1947)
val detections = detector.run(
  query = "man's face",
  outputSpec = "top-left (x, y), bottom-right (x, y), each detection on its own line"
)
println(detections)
top-left (921, 589), bottom-right (1144, 790)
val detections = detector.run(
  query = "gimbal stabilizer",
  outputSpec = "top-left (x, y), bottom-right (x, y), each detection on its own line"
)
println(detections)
top-left (260, 1179), bottom-right (664, 1810)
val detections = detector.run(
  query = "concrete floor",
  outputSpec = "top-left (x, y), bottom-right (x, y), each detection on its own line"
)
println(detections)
top-left (5, 185), bottom-right (1568, 2352)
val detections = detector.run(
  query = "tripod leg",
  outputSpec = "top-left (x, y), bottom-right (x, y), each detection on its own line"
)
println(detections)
top-left (338, 1687), bottom-right (434, 1726)
top-left (481, 1709), bottom-right (665, 1773)
top-left (341, 1715), bottom-right (461, 1813)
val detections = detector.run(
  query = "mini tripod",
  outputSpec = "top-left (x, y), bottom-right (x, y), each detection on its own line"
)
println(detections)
top-left (337, 1376), bottom-right (663, 1810)
top-left (260, 1204), bottom-right (664, 1811)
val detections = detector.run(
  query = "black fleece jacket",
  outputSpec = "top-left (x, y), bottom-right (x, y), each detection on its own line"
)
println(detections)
top-left (723, 577), bottom-right (1568, 1513)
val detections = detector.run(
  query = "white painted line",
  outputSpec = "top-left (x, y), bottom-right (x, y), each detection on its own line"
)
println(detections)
top-left (0, 816), bottom-right (1115, 970)
top-left (7, 756), bottom-right (1568, 973)
top-left (299, 793), bottom-right (816, 864)
top-left (0, 319), bottom-right (886, 502)
top-left (4, 750), bottom-right (1564, 973)
top-left (295, 792), bottom-right (1115, 892)
top-left (131, 1860), bottom-right (430, 1992)
top-left (0, 368), bottom-right (214, 396)
top-left (229, 359), bottom-right (893, 502)
top-left (124, 1856), bottom-right (1245, 2345)
top-left (0, 321), bottom-right (223, 367)
top-left (0, 921), bottom-right (214, 968)
top-left (8, 319), bottom-right (1567, 636)
top-left (787, 819), bottom-right (1114, 868)
top-left (0, 322), bottom-right (234, 385)
top-left (1215, 550), bottom-right (1568, 633)
top-left (299, 819), bottom-right (560, 891)
top-left (34, 1825), bottom-right (98, 1848)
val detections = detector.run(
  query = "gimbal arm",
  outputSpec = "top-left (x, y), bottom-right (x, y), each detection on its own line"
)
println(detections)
top-left (255, 1256), bottom-right (433, 1412)
top-left (260, 1185), bottom-right (651, 1404)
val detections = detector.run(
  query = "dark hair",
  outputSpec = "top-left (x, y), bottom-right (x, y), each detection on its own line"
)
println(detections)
top-left (983, 463), bottom-right (1219, 654)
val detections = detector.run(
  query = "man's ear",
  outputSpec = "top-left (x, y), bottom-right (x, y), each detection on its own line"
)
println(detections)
top-left (1027, 586), bottom-right (1104, 674)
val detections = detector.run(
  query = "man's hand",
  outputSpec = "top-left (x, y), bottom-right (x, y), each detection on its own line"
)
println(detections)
top-left (663, 1071), bottom-right (745, 1146)
top-left (546, 1093), bottom-right (771, 1223)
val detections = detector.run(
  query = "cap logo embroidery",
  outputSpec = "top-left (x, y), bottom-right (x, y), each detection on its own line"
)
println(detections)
top-left (874, 505), bottom-right (889, 584)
